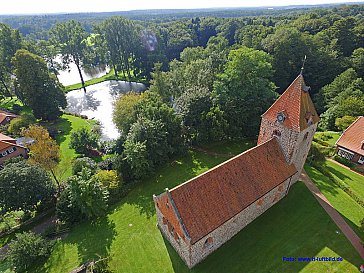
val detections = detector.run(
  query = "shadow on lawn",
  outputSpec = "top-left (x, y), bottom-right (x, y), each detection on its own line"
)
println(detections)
top-left (69, 217), bottom-right (117, 264)
top-left (325, 163), bottom-right (352, 182)
top-left (305, 165), bottom-right (341, 197)
top-left (164, 182), bottom-right (363, 273)
top-left (123, 151), bottom-right (224, 219)
top-left (43, 116), bottom-right (73, 145)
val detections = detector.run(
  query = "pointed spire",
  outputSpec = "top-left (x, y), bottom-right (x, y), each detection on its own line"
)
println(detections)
top-left (300, 55), bottom-right (307, 75)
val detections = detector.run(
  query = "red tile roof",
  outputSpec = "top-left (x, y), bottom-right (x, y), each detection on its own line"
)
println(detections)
top-left (336, 116), bottom-right (364, 156)
top-left (0, 112), bottom-right (17, 124)
top-left (167, 138), bottom-right (297, 244)
top-left (262, 74), bottom-right (319, 131)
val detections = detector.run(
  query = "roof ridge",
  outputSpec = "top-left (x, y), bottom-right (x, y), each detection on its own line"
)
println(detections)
top-left (335, 116), bottom-right (363, 146)
top-left (169, 138), bottom-right (278, 192)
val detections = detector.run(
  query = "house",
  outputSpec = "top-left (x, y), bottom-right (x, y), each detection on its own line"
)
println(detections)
top-left (0, 133), bottom-right (28, 165)
top-left (336, 116), bottom-right (364, 165)
top-left (0, 110), bottom-right (17, 126)
top-left (153, 73), bottom-right (319, 268)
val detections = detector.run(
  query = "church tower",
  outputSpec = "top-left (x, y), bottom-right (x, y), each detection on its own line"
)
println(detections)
top-left (257, 73), bottom-right (319, 182)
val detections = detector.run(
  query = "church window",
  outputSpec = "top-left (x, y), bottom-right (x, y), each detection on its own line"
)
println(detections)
top-left (204, 237), bottom-right (213, 248)
top-left (166, 201), bottom-right (170, 209)
top-left (272, 130), bottom-right (281, 137)
top-left (303, 132), bottom-right (309, 140)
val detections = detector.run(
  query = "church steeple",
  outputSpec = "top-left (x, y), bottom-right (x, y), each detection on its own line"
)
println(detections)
top-left (259, 74), bottom-right (319, 133)
top-left (257, 72), bottom-right (319, 183)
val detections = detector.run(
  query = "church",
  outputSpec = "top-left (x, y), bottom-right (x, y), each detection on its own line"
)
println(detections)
top-left (153, 73), bottom-right (319, 268)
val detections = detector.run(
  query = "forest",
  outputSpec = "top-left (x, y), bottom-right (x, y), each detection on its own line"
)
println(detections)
top-left (0, 3), bottom-right (364, 272)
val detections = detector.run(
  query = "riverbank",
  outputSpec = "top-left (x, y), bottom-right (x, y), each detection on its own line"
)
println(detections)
top-left (64, 69), bottom-right (148, 92)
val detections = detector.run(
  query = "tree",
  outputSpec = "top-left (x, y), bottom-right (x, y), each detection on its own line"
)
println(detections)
top-left (335, 116), bottom-right (357, 131)
top-left (97, 17), bottom-right (140, 79)
top-left (12, 49), bottom-right (67, 120)
top-left (50, 20), bottom-right (89, 92)
top-left (8, 232), bottom-right (54, 272)
top-left (72, 157), bottom-right (97, 175)
top-left (0, 23), bottom-right (21, 98)
top-left (22, 125), bottom-right (61, 190)
top-left (57, 168), bottom-right (108, 223)
top-left (351, 48), bottom-right (364, 78)
top-left (213, 46), bottom-right (277, 137)
top-left (69, 127), bottom-right (99, 155)
top-left (0, 161), bottom-right (55, 214)
top-left (112, 92), bottom-right (143, 136)
top-left (122, 139), bottom-right (150, 181)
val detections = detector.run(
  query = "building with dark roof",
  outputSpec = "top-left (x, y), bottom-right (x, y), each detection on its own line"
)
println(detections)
top-left (153, 73), bottom-right (319, 268)
top-left (336, 116), bottom-right (364, 165)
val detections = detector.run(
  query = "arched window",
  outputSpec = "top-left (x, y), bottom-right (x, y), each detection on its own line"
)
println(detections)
top-left (204, 237), bottom-right (213, 248)
top-left (272, 130), bottom-right (281, 137)
top-left (303, 132), bottom-right (309, 140)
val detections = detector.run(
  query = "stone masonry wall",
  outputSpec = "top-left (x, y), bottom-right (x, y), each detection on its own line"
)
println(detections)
top-left (258, 118), bottom-right (299, 163)
top-left (290, 123), bottom-right (318, 183)
top-left (155, 206), bottom-right (192, 266)
top-left (188, 177), bottom-right (293, 268)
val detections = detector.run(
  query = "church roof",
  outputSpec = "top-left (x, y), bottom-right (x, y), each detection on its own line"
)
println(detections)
top-left (261, 74), bottom-right (319, 131)
top-left (167, 137), bottom-right (297, 244)
top-left (336, 116), bottom-right (364, 156)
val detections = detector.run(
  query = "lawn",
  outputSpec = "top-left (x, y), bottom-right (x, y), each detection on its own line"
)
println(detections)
top-left (314, 131), bottom-right (341, 147)
top-left (305, 162), bottom-right (364, 241)
top-left (0, 146), bottom-right (355, 272)
top-left (64, 68), bottom-right (146, 92)
top-left (325, 160), bottom-right (364, 199)
top-left (46, 114), bottom-right (96, 180)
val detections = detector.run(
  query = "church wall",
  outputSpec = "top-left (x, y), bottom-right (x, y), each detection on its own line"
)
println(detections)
top-left (290, 123), bottom-right (318, 183)
top-left (155, 205), bottom-right (192, 267)
top-left (257, 118), bottom-right (299, 163)
top-left (188, 177), bottom-right (293, 268)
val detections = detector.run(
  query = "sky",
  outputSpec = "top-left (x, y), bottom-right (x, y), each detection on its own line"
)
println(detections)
top-left (0, 0), bottom-right (363, 15)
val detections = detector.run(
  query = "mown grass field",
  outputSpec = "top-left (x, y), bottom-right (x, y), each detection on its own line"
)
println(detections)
top-left (305, 160), bottom-right (364, 241)
top-left (13, 140), bottom-right (360, 273)
top-left (314, 131), bottom-right (341, 147)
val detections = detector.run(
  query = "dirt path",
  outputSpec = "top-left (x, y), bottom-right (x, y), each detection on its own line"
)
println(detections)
top-left (0, 215), bottom-right (58, 261)
top-left (300, 170), bottom-right (364, 260)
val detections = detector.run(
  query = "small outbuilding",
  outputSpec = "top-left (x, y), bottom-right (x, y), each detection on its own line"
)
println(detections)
top-left (336, 116), bottom-right (364, 165)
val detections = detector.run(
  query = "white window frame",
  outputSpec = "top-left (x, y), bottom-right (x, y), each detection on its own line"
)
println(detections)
top-left (358, 155), bottom-right (364, 164)
top-left (338, 148), bottom-right (354, 161)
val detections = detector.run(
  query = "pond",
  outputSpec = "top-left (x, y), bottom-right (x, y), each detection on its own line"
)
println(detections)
top-left (55, 55), bottom-right (110, 86)
top-left (65, 81), bottom-right (147, 140)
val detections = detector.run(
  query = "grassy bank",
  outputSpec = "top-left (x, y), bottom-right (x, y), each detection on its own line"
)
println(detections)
top-left (0, 141), bottom-right (355, 273)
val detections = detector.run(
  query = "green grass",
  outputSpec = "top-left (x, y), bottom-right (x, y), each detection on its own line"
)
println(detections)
top-left (64, 69), bottom-right (146, 92)
top-left (0, 97), bottom-right (23, 110)
top-left (325, 160), bottom-right (364, 199)
top-left (305, 162), bottom-right (364, 241)
top-left (0, 144), bottom-right (358, 273)
top-left (45, 114), bottom-right (96, 180)
top-left (314, 131), bottom-right (341, 147)
top-left (199, 139), bottom-right (256, 155)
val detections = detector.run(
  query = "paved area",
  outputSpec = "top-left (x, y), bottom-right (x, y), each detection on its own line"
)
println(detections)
top-left (300, 170), bottom-right (364, 260)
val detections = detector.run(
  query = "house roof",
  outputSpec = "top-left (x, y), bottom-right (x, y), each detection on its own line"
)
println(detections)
top-left (0, 111), bottom-right (17, 124)
top-left (167, 137), bottom-right (297, 244)
top-left (0, 133), bottom-right (26, 151)
top-left (336, 116), bottom-right (364, 156)
top-left (261, 74), bottom-right (319, 131)
top-left (0, 133), bottom-right (16, 142)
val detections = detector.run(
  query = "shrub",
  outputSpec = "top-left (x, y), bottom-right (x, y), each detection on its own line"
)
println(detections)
top-left (69, 127), bottom-right (99, 154)
top-left (333, 154), bottom-right (356, 168)
top-left (72, 157), bottom-right (97, 175)
top-left (97, 156), bottom-right (116, 171)
top-left (8, 232), bottom-right (54, 272)
top-left (57, 169), bottom-right (109, 224)
top-left (307, 143), bottom-right (326, 163)
top-left (95, 170), bottom-right (122, 203)
top-left (7, 112), bottom-right (36, 136)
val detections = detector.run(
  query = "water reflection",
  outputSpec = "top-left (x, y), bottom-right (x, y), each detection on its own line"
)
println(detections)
top-left (66, 80), bottom-right (147, 140)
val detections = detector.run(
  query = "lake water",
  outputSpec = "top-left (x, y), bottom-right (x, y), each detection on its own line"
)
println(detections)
top-left (66, 81), bottom-right (147, 140)
top-left (55, 55), bottom-right (110, 86)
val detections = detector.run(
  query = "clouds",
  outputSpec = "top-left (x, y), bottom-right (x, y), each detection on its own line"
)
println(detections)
top-left (0, 0), bottom-right (362, 15)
